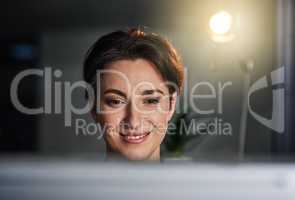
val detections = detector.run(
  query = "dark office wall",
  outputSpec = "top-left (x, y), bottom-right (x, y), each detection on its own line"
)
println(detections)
top-left (0, 34), bottom-right (40, 152)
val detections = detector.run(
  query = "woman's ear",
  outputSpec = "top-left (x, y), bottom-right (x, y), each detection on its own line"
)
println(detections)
top-left (167, 92), bottom-right (177, 121)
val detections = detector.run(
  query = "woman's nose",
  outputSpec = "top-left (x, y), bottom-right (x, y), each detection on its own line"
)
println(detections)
top-left (122, 102), bottom-right (142, 130)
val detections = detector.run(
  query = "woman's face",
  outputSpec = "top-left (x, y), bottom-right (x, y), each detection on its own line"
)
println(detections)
top-left (92, 58), bottom-right (176, 161)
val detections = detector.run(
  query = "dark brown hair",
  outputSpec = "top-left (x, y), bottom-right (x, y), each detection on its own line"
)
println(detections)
top-left (83, 28), bottom-right (184, 98)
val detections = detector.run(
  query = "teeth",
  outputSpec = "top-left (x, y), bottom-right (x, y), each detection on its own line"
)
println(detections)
top-left (125, 134), bottom-right (146, 140)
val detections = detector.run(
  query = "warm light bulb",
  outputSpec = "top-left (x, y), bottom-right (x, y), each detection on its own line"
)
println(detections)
top-left (210, 11), bottom-right (232, 35)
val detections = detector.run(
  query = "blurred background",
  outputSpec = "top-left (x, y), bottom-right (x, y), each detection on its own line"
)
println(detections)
top-left (0, 0), bottom-right (294, 162)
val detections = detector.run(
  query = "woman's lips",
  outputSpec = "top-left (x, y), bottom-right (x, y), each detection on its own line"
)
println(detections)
top-left (120, 132), bottom-right (150, 144)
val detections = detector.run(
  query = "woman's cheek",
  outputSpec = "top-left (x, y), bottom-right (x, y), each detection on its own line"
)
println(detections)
top-left (154, 104), bottom-right (172, 123)
top-left (97, 112), bottom-right (123, 140)
top-left (100, 104), bottom-right (125, 123)
top-left (147, 113), bottom-right (169, 135)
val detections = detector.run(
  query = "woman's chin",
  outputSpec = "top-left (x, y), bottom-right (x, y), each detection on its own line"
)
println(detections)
top-left (121, 149), bottom-right (154, 161)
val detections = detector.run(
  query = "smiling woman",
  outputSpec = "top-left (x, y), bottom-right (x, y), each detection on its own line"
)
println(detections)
top-left (83, 28), bottom-right (184, 161)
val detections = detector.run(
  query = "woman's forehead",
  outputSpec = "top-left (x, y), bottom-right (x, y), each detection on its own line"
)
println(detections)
top-left (98, 59), bottom-right (169, 94)
top-left (104, 59), bottom-right (163, 80)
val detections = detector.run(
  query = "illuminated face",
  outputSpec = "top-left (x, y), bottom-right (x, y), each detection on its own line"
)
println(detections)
top-left (92, 59), bottom-right (177, 161)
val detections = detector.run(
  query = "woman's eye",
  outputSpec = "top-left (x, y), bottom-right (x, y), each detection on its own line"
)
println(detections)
top-left (143, 98), bottom-right (160, 105)
top-left (105, 98), bottom-right (126, 107)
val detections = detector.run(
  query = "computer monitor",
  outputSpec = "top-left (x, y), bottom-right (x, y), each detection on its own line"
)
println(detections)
top-left (0, 159), bottom-right (294, 200)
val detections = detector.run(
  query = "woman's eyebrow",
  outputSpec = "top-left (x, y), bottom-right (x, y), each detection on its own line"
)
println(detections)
top-left (141, 89), bottom-right (165, 96)
top-left (103, 89), bottom-right (127, 98)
